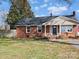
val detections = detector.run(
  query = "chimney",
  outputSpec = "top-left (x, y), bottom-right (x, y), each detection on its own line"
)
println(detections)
top-left (72, 11), bottom-right (76, 16)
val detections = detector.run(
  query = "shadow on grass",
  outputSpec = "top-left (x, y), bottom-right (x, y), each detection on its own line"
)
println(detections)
top-left (51, 41), bottom-right (79, 45)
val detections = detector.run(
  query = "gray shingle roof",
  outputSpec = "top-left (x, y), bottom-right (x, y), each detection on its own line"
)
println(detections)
top-left (16, 16), bottom-right (78, 26)
top-left (16, 16), bottom-right (56, 26)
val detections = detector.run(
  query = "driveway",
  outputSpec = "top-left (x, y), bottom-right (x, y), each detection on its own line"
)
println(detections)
top-left (67, 39), bottom-right (79, 48)
top-left (51, 39), bottom-right (79, 48)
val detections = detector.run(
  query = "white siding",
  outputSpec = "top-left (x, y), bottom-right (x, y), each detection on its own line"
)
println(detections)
top-left (43, 16), bottom-right (77, 25)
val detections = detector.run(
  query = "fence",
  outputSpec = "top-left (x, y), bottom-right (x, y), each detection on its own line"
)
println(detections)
top-left (0, 30), bottom-right (16, 38)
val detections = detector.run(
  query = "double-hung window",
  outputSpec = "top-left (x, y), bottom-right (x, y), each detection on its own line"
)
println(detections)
top-left (26, 26), bottom-right (31, 33)
top-left (37, 26), bottom-right (42, 32)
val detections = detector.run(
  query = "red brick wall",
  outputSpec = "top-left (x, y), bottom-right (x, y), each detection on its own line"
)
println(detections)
top-left (17, 25), bottom-right (77, 38)
top-left (61, 25), bottom-right (77, 38)
top-left (16, 26), bottom-right (46, 38)
top-left (16, 26), bottom-right (26, 38)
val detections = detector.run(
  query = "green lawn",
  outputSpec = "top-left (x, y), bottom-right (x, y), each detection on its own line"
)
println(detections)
top-left (0, 38), bottom-right (79, 59)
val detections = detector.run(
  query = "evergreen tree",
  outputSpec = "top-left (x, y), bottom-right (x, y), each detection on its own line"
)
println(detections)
top-left (7, 0), bottom-right (34, 28)
top-left (12, 0), bottom-right (34, 17)
top-left (7, 3), bottom-right (23, 25)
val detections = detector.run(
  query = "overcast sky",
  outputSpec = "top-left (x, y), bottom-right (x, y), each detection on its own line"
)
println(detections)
top-left (0, 0), bottom-right (79, 23)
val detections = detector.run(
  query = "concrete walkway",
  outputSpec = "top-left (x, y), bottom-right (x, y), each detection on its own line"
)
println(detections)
top-left (51, 39), bottom-right (79, 48)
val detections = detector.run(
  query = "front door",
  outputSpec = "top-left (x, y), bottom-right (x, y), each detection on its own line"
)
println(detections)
top-left (52, 26), bottom-right (57, 35)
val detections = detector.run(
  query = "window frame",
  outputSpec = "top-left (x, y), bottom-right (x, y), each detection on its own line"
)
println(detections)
top-left (26, 26), bottom-right (31, 33)
top-left (37, 25), bottom-right (42, 33)
top-left (61, 25), bottom-right (73, 32)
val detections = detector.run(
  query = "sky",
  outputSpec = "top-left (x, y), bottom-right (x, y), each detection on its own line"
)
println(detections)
top-left (28, 0), bottom-right (79, 19)
top-left (0, 0), bottom-right (10, 26)
top-left (0, 0), bottom-right (79, 24)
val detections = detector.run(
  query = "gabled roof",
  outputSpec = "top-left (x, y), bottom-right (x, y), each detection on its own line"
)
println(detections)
top-left (42, 16), bottom-right (79, 25)
top-left (16, 16), bottom-right (79, 26)
top-left (59, 16), bottom-right (78, 23)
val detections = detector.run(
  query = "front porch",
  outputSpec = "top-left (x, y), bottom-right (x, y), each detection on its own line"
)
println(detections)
top-left (44, 25), bottom-right (76, 39)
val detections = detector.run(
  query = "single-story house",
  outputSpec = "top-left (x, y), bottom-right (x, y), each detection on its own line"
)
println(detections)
top-left (16, 12), bottom-right (79, 38)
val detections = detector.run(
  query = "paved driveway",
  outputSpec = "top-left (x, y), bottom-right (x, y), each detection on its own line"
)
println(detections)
top-left (68, 39), bottom-right (79, 48)
top-left (51, 39), bottom-right (79, 48)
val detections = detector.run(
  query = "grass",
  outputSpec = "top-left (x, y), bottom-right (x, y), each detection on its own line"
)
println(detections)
top-left (0, 38), bottom-right (79, 59)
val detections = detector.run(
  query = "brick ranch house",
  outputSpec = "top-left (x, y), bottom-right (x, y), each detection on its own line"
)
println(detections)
top-left (16, 12), bottom-right (79, 39)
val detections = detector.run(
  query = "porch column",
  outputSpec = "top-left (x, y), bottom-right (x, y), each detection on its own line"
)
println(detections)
top-left (45, 25), bottom-right (47, 36)
top-left (50, 25), bottom-right (52, 35)
top-left (60, 25), bottom-right (61, 35)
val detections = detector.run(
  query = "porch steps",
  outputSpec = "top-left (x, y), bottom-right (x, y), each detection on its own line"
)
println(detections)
top-left (46, 33), bottom-right (59, 41)
top-left (49, 36), bottom-right (57, 41)
top-left (48, 35), bottom-right (58, 41)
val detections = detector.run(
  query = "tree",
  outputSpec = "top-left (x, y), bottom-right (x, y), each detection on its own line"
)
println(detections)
top-left (12, 0), bottom-right (34, 17)
top-left (7, 3), bottom-right (24, 28)
top-left (7, 0), bottom-right (34, 28)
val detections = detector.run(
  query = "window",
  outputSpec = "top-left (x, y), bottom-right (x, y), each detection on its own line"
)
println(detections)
top-left (37, 26), bottom-right (42, 32)
top-left (26, 26), bottom-right (31, 33)
top-left (61, 25), bottom-right (73, 32)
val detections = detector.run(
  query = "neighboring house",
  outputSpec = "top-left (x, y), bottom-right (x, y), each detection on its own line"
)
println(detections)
top-left (16, 12), bottom-right (79, 38)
